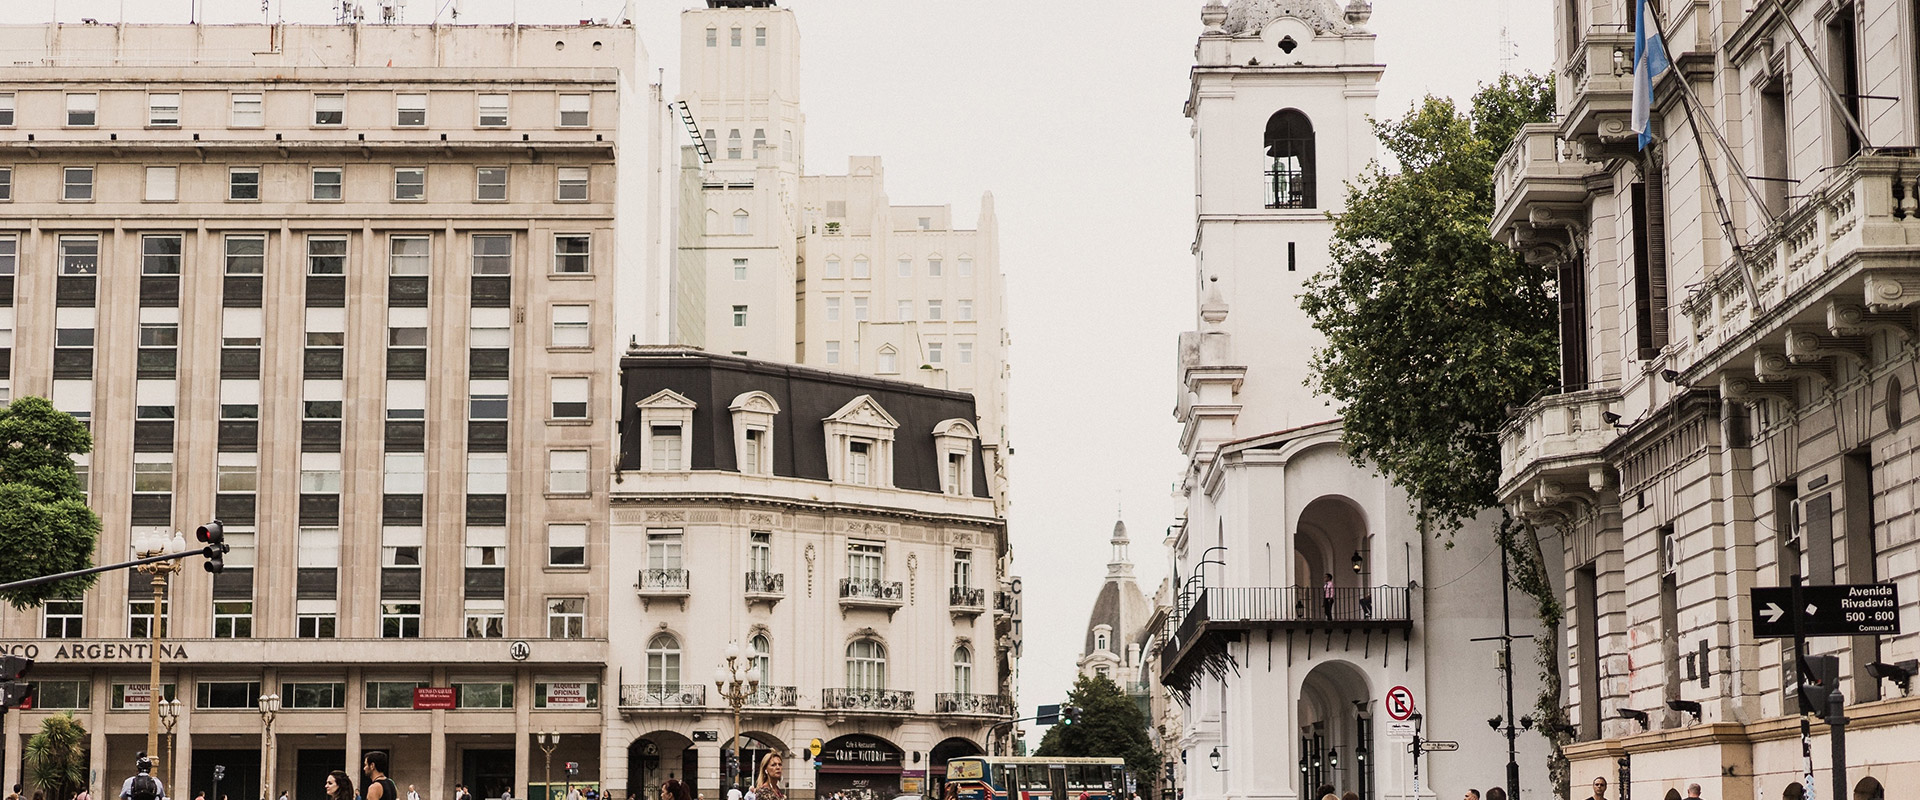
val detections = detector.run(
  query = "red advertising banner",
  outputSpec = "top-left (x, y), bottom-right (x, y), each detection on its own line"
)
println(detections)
top-left (413, 687), bottom-right (456, 710)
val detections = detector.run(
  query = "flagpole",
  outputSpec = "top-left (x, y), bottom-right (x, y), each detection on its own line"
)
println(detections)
top-left (1755, 0), bottom-right (1871, 150)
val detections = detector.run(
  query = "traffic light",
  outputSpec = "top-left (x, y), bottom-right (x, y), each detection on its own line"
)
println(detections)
top-left (0, 655), bottom-right (33, 712)
top-left (196, 520), bottom-right (228, 574)
top-left (1061, 704), bottom-right (1080, 726)
top-left (1794, 654), bottom-right (1840, 714)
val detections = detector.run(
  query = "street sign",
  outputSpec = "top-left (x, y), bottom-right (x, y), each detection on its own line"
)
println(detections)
top-left (1751, 583), bottom-right (1901, 638)
top-left (1384, 721), bottom-right (1414, 741)
top-left (1421, 740), bottom-right (1458, 752)
top-left (1385, 685), bottom-right (1416, 721)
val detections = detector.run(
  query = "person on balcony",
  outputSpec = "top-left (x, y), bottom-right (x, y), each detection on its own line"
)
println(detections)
top-left (1323, 574), bottom-right (1336, 619)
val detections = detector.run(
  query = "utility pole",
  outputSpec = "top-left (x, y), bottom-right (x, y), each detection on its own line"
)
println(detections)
top-left (1470, 543), bottom-right (1532, 800)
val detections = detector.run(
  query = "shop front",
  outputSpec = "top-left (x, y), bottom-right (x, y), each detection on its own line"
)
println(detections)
top-left (813, 735), bottom-right (903, 800)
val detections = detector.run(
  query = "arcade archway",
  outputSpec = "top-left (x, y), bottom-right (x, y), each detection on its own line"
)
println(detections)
top-left (628, 731), bottom-right (696, 800)
top-left (1296, 660), bottom-right (1373, 799)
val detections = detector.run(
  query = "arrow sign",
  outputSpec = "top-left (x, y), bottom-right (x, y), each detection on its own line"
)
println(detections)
top-left (1751, 583), bottom-right (1902, 638)
top-left (1420, 740), bottom-right (1458, 752)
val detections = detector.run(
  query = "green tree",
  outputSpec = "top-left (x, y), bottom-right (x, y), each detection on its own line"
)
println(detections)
top-left (25, 712), bottom-right (89, 800)
top-left (1298, 74), bottom-right (1573, 798)
top-left (1034, 675), bottom-right (1158, 799)
top-left (0, 396), bottom-right (102, 608)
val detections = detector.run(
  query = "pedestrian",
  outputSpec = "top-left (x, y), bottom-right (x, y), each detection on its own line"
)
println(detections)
top-left (1323, 574), bottom-right (1336, 618)
top-left (1687, 785), bottom-right (1702, 799)
top-left (327, 773), bottom-right (357, 800)
top-left (77, 787), bottom-right (93, 800)
top-left (34, 789), bottom-right (46, 800)
top-left (745, 753), bottom-right (783, 800)
top-left (724, 786), bottom-right (739, 800)
top-left (7, 783), bottom-right (20, 800)
top-left (120, 755), bottom-right (167, 800)
top-left (1342, 794), bottom-right (1359, 800)
top-left (409, 786), bottom-right (421, 800)
top-left (502, 789), bottom-right (513, 800)
top-left (1463, 792), bottom-right (1480, 800)
top-left (195, 793), bottom-right (207, 800)
top-left (282, 792), bottom-right (291, 800)
top-left (362, 752), bottom-right (396, 800)
top-left (1487, 789), bottom-right (1507, 800)
top-left (1590, 777), bottom-right (1608, 800)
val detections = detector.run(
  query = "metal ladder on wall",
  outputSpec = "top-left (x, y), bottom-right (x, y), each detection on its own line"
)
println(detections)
top-left (674, 100), bottom-right (714, 164)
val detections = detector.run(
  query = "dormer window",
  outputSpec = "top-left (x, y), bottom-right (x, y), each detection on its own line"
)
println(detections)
top-left (824, 395), bottom-right (899, 488)
top-left (636, 389), bottom-right (697, 472)
top-left (1095, 626), bottom-right (1111, 653)
top-left (877, 347), bottom-right (898, 374)
top-left (730, 391), bottom-right (779, 476)
top-left (932, 418), bottom-right (980, 497)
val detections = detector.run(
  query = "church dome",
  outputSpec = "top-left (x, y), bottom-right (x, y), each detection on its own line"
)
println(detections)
top-left (1221, 0), bottom-right (1363, 36)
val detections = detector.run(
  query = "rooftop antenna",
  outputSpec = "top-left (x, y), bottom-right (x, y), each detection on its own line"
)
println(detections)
top-left (1497, 0), bottom-right (1517, 75)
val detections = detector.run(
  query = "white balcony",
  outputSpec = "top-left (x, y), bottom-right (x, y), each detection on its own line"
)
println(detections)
top-left (1498, 385), bottom-right (1621, 523)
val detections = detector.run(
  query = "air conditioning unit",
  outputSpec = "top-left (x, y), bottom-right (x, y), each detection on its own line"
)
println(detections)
top-left (1662, 533), bottom-right (1679, 576)
top-left (1785, 498), bottom-right (1804, 545)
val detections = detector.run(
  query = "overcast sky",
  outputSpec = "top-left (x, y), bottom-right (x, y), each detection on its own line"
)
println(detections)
top-left (9, 0), bottom-right (1552, 750)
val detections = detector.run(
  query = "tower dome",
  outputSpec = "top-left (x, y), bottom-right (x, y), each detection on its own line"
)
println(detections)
top-left (1221, 0), bottom-right (1363, 36)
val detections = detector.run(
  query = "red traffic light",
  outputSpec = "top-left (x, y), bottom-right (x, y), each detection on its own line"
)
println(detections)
top-left (195, 520), bottom-right (224, 545)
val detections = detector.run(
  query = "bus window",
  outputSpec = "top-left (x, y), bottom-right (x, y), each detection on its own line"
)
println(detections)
top-left (1065, 766), bottom-right (1092, 791)
top-left (1020, 766), bottom-right (1051, 793)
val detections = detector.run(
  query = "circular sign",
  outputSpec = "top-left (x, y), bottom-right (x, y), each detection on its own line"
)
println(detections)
top-left (1385, 685), bottom-right (1416, 721)
top-left (509, 640), bottom-right (532, 661)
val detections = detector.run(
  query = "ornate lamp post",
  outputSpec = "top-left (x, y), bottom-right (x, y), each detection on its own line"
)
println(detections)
top-left (713, 642), bottom-right (761, 791)
top-left (538, 731), bottom-right (560, 800)
top-left (157, 699), bottom-right (182, 788)
top-left (259, 692), bottom-right (281, 799)
top-left (132, 530), bottom-right (186, 764)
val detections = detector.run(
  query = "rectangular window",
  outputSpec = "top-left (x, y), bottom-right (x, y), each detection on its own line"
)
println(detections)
top-left (381, 602), bottom-right (422, 638)
top-left (648, 530), bottom-right (684, 571)
top-left (63, 167), bottom-right (94, 201)
top-left (476, 167), bottom-right (508, 201)
top-left (826, 297), bottom-right (841, 322)
top-left (383, 453), bottom-right (426, 494)
top-left (1630, 177), bottom-right (1669, 358)
top-left (549, 523), bottom-right (587, 566)
top-left (706, 27), bottom-right (717, 46)
top-left (225, 235), bottom-right (266, 275)
top-left (928, 300), bottom-right (944, 320)
top-left (393, 167), bottom-right (426, 201)
top-left (464, 600), bottom-right (505, 639)
top-left (898, 258), bottom-right (913, 278)
top-left (395, 93), bottom-right (427, 127)
top-left (66, 93), bottom-right (97, 126)
top-left (470, 308), bottom-right (511, 348)
top-left (472, 234), bottom-right (513, 275)
top-left (557, 167), bottom-right (589, 202)
top-left (742, 429), bottom-right (764, 473)
top-left (307, 235), bottom-right (347, 274)
top-left (311, 167), bottom-right (343, 201)
top-left (826, 340), bottom-right (841, 365)
top-left (148, 162), bottom-right (182, 197)
top-left (148, 93), bottom-right (181, 127)
top-left (825, 258), bottom-right (842, 278)
top-left (548, 450), bottom-right (589, 494)
top-left (853, 258), bottom-right (871, 279)
top-left (303, 378), bottom-right (343, 420)
top-left (230, 93), bottom-right (264, 127)
top-left (297, 599), bottom-right (337, 639)
top-left (135, 377), bottom-right (176, 419)
top-left (477, 93), bottom-right (509, 127)
top-left (554, 234), bottom-right (591, 273)
top-left (0, 167), bottom-right (10, 201)
top-left (283, 682), bottom-right (346, 709)
top-left (551, 376), bottom-right (589, 419)
top-left (469, 378), bottom-right (510, 420)
top-left (456, 682), bottom-right (514, 708)
top-left (212, 601), bottom-right (253, 638)
top-left (953, 549), bottom-right (973, 590)
top-left (467, 453), bottom-right (509, 494)
top-left (551, 304), bottom-right (590, 348)
top-left (731, 27), bottom-right (742, 46)
top-left (314, 93), bottom-right (345, 126)
top-left (849, 440), bottom-right (872, 484)
top-left (383, 525), bottom-right (424, 567)
top-left (223, 527), bottom-right (258, 568)
top-left (898, 300), bottom-right (913, 321)
top-left (386, 378), bottom-right (427, 420)
top-left (389, 235), bottom-right (430, 276)
top-left (929, 258), bottom-right (943, 277)
top-left (928, 342), bottom-right (943, 364)
top-left (465, 525), bottom-right (507, 566)
top-left (128, 599), bottom-right (169, 639)
top-left (958, 258), bottom-right (974, 277)
top-left (196, 680), bottom-right (262, 709)
top-left (854, 297), bottom-right (869, 321)
top-left (228, 167), bottom-right (261, 201)
top-left (548, 598), bottom-right (587, 639)
top-left (650, 425), bottom-right (683, 470)
top-left (847, 541), bottom-right (884, 581)
top-left (734, 258), bottom-right (749, 281)
top-left (0, 93), bottom-right (13, 126)
top-left (958, 299), bottom-right (974, 320)
top-left (217, 452), bottom-right (258, 492)
top-left (141, 234), bottom-right (183, 275)
top-left (300, 452), bottom-right (343, 494)
top-left (0, 235), bottom-right (13, 274)
top-left (56, 308), bottom-right (95, 347)
top-left (755, 26), bottom-right (767, 45)
top-left (558, 93), bottom-right (591, 127)
top-left (733, 305), bottom-right (748, 327)
top-left (365, 681), bottom-right (427, 709)
top-left (133, 452), bottom-right (174, 493)
top-left (219, 378), bottom-right (260, 418)
top-left (958, 341), bottom-right (973, 364)
top-left (26, 680), bottom-right (89, 709)
top-left (43, 599), bottom-right (84, 638)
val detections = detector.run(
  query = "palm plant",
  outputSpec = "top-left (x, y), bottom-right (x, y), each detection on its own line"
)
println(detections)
top-left (24, 712), bottom-right (88, 800)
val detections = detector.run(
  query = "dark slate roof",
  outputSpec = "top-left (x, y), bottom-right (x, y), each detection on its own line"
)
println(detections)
top-left (1083, 576), bottom-right (1152, 657)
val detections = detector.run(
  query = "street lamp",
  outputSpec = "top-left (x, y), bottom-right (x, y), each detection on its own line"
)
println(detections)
top-left (1208, 748), bottom-right (1220, 772)
top-left (132, 529), bottom-right (186, 766)
top-left (258, 693), bottom-right (281, 800)
top-left (157, 699), bottom-right (182, 789)
top-left (713, 642), bottom-right (761, 792)
top-left (538, 731), bottom-right (560, 800)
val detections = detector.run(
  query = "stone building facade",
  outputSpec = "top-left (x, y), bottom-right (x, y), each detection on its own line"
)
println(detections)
top-left (0, 21), bottom-right (656, 800)
top-left (1491, 0), bottom-right (1920, 795)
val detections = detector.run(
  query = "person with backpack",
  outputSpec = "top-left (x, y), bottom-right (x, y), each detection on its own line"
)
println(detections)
top-left (120, 754), bottom-right (167, 800)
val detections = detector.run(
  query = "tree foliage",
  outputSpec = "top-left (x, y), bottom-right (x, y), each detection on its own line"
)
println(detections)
top-left (0, 396), bottom-right (101, 608)
top-left (1299, 73), bottom-right (1560, 532)
top-left (25, 712), bottom-right (89, 800)
top-left (1034, 675), bottom-right (1158, 799)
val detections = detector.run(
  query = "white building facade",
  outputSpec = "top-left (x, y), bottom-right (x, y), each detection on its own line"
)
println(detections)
top-left (1156, 3), bottom-right (1551, 799)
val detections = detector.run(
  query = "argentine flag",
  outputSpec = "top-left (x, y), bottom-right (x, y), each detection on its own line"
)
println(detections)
top-left (1630, 0), bottom-right (1672, 150)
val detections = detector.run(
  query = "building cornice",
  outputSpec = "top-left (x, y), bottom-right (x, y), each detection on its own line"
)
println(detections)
top-left (609, 488), bottom-right (1005, 532)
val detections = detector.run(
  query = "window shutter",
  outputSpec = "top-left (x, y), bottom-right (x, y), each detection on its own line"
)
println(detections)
top-left (1645, 163), bottom-right (1671, 353)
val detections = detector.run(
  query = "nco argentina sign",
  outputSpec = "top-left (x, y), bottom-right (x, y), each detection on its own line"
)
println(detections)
top-left (0, 642), bottom-right (193, 660)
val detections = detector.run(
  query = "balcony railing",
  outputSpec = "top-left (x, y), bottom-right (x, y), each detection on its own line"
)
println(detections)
top-left (839, 578), bottom-right (904, 603)
top-left (744, 571), bottom-right (785, 595)
top-left (950, 587), bottom-right (986, 607)
top-left (993, 590), bottom-right (1016, 615)
top-left (822, 688), bottom-right (914, 713)
top-left (637, 568), bottom-right (690, 594)
top-left (934, 692), bottom-right (1013, 716)
top-left (744, 685), bottom-right (798, 708)
top-left (618, 683), bottom-right (706, 711)
top-left (1496, 383), bottom-right (1621, 508)
top-left (1160, 586), bottom-right (1413, 694)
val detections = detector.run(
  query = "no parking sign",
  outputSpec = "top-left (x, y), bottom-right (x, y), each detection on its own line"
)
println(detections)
top-left (1385, 685), bottom-right (1416, 720)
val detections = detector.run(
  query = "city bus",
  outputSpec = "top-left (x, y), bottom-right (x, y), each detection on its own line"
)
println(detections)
top-left (944, 757), bottom-right (1129, 800)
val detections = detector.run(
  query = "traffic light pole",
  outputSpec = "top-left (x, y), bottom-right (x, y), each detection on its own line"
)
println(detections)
top-left (1791, 576), bottom-right (1815, 800)
top-left (0, 547), bottom-right (221, 593)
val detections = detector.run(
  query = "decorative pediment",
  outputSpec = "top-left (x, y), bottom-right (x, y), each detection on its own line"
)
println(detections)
top-left (730, 390), bottom-right (781, 415)
top-left (932, 418), bottom-right (980, 439)
top-left (637, 388), bottom-right (698, 410)
top-left (826, 394), bottom-right (899, 430)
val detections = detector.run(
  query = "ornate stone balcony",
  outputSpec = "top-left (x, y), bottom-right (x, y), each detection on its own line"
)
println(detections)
top-left (838, 578), bottom-right (905, 616)
top-left (1559, 31), bottom-right (1636, 150)
top-left (618, 683), bottom-right (705, 713)
top-left (822, 688), bottom-right (914, 717)
top-left (1497, 384), bottom-right (1621, 524)
top-left (1491, 123), bottom-right (1601, 260)
top-left (1673, 152), bottom-right (1920, 394)
top-left (934, 692), bottom-right (1014, 720)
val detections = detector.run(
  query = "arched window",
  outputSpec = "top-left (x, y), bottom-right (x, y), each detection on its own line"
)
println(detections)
top-left (953, 645), bottom-right (973, 694)
top-left (751, 634), bottom-right (772, 683)
top-left (1264, 109), bottom-right (1316, 209)
top-left (646, 633), bottom-right (681, 691)
top-left (733, 210), bottom-right (751, 235)
top-left (846, 638), bottom-right (887, 690)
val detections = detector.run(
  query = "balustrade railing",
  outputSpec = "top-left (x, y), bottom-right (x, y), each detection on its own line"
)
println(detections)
top-left (934, 692), bottom-right (1013, 716)
top-left (822, 688), bottom-right (914, 711)
top-left (839, 578), bottom-right (904, 602)
top-left (638, 568), bottom-right (690, 592)
top-left (950, 586), bottom-right (986, 607)
top-left (618, 683), bottom-right (705, 709)
top-left (744, 571), bottom-right (784, 594)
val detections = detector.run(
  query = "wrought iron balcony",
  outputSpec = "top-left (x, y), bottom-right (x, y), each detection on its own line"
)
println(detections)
top-left (949, 586), bottom-right (986, 618)
top-left (838, 578), bottom-right (905, 614)
top-left (934, 692), bottom-right (1013, 717)
top-left (822, 688), bottom-right (914, 714)
top-left (1159, 586), bottom-right (1413, 698)
top-left (1497, 384), bottom-right (1621, 523)
top-left (993, 590), bottom-right (1017, 616)
top-left (743, 685), bottom-right (798, 708)
top-left (744, 571), bottom-right (785, 603)
top-left (618, 683), bottom-right (706, 712)
top-left (636, 568), bottom-right (691, 610)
